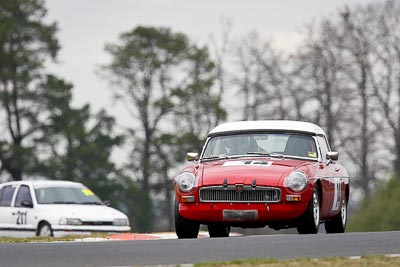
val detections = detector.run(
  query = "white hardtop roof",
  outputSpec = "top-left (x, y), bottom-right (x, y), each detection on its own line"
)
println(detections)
top-left (0, 180), bottom-right (84, 188)
top-left (209, 120), bottom-right (326, 136)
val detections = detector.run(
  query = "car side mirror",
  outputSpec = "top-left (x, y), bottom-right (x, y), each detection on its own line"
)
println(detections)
top-left (186, 152), bottom-right (199, 162)
top-left (104, 200), bottom-right (111, 207)
top-left (326, 151), bottom-right (339, 161)
top-left (21, 200), bottom-right (33, 208)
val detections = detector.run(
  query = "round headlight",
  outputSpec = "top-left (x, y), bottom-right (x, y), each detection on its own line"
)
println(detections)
top-left (176, 172), bottom-right (196, 192)
top-left (284, 171), bottom-right (308, 192)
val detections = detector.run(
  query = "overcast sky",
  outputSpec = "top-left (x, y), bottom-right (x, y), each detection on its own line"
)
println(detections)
top-left (45, 0), bottom-right (380, 126)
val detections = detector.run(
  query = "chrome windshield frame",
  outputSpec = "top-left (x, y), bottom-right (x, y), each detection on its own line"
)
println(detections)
top-left (200, 131), bottom-right (321, 162)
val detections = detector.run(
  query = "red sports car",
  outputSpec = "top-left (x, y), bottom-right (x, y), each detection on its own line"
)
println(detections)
top-left (174, 120), bottom-right (350, 238)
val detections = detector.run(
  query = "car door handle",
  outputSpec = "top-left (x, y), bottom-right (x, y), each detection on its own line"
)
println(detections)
top-left (11, 212), bottom-right (16, 215)
top-left (335, 168), bottom-right (340, 172)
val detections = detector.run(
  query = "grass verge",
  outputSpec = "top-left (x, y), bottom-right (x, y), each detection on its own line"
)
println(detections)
top-left (0, 232), bottom-right (109, 243)
top-left (195, 255), bottom-right (400, 267)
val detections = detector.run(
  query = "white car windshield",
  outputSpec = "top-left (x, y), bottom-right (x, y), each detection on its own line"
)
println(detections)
top-left (202, 133), bottom-right (318, 160)
top-left (35, 186), bottom-right (103, 205)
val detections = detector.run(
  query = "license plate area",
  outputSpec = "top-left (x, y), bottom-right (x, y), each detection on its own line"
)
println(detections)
top-left (223, 210), bottom-right (258, 221)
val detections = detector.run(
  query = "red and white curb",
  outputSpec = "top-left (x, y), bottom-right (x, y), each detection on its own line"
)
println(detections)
top-left (108, 232), bottom-right (178, 241)
top-left (76, 231), bottom-right (241, 242)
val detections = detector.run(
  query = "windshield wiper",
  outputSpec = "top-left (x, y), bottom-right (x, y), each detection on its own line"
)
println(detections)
top-left (201, 155), bottom-right (230, 162)
top-left (80, 201), bottom-right (103, 205)
top-left (47, 201), bottom-right (79, 204)
top-left (247, 152), bottom-right (285, 158)
top-left (247, 151), bottom-right (270, 156)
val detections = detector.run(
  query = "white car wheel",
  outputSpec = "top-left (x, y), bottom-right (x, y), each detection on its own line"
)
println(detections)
top-left (297, 186), bottom-right (320, 234)
top-left (325, 197), bottom-right (347, 233)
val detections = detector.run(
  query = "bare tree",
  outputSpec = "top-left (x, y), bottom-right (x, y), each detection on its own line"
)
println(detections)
top-left (293, 21), bottom-right (352, 150)
top-left (331, 5), bottom-right (382, 196)
top-left (233, 33), bottom-right (291, 121)
top-left (227, 1), bottom-right (398, 197)
top-left (209, 17), bottom-right (233, 124)
top-left (232, 33), bottom-right (259, 120)
top-left (370, 0), bottom-right (400, 175)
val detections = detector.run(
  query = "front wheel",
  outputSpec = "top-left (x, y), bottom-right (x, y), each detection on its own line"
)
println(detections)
top-left (208, 223), bottom-right (230, 238)
top-left (325, 198), bottom-right (347, 233)
top-left (297, 186), bottom-right (320, 234)
top-left (174, 200), bottom-right (200, 239)
top-left (37, 222), bottom-right (53, 237)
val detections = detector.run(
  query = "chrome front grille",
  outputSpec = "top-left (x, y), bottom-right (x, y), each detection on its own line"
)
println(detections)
top-left (199, 186), bottom-right (281, 203)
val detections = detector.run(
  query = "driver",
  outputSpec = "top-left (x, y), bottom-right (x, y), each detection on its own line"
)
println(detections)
top-left (223, 135), bottom-right (250, 155)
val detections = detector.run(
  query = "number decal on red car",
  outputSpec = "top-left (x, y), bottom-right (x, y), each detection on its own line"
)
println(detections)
top-left (332, 178), bottom-right (342, 211)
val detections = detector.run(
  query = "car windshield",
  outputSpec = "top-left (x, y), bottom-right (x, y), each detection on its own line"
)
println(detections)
top-left (34, 186), bottom-right (103, 205)
top-left (202, 133), bottom-right (318, 160)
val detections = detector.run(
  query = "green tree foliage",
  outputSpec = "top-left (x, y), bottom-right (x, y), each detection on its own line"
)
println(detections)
top-left (0, 1), bottom-right (153, 231)
top-left (172, 45), bottom-right (226, 153)
top-left (0, 0), bottom-right (59, 180)
top-left (102, 26), bottom-right (224, 230)
top-left (37, 76), bottom-right (123, 184)
top-left (102, 26), bottom-right (187, 193)
top-left (103, 27), bottom-right (190, 185)
top-left (348, 176), bottom-right (400, 232)
top-left (34, 75), bottom-right (153, 232)
top-left (112, 180), bottom-right (153, 232)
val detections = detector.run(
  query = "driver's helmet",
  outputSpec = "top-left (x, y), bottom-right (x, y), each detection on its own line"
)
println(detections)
top-left (223, 135), bottom-right (250, 155)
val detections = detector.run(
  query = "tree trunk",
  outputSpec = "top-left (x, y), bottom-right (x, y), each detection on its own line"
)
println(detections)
top-left (394, 132), bottom-right (400, 175)
top-left (142, 137), bottom-right (151, 192)
top-left (163, 166), bottom-right (173, 231)
top-left (324, 79), bottom-right (335, 149)
top-left (359, 63), bottom-right (371, 196)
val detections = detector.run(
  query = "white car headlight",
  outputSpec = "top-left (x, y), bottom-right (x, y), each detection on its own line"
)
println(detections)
top-left (284, 171), bottom-right (308, 192)
top-left (113, 218), bottom-right (129, 226)
top-left (176, 172), bottom-right (196, 192)
top-left (59, 218), bottom-right (82, 225)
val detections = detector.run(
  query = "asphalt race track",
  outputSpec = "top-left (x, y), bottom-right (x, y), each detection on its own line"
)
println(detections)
top-left (0, 231), bottom-right (399, 267)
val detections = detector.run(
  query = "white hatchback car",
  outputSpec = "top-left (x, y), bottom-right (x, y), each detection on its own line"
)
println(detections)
top-left (0, 180), bottom-right (131, 237)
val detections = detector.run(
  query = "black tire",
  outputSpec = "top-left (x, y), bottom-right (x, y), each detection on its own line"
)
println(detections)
top-left (37, 222), bottom-right (53, 237)
top-left (297, 186), bottom-right (320, 234)
top-left (325, 198), bottom-right (347, 233)
top-left (208, 223), bottom-right (230, 238)
top-left (174, 200), bottom-right (200, 239)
